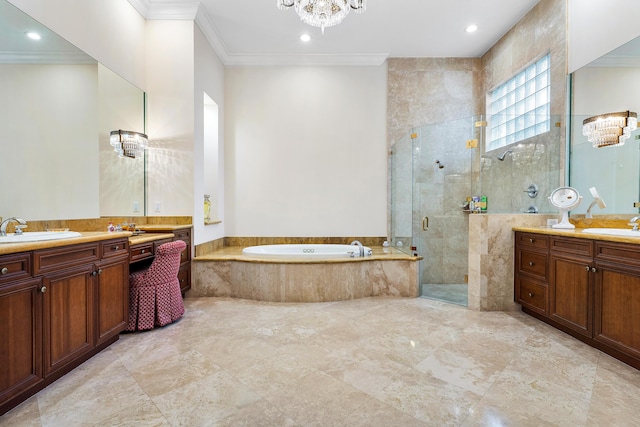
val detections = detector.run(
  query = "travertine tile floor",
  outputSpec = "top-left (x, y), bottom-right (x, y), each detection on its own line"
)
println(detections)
top-left (3, 297), bottom-right (640, 426)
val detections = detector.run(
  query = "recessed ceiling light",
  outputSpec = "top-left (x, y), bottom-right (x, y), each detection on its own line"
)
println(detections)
top-left (465, 25), bottom-right (478, 33)
top-left (300, 34), bottom-right (311, 42)
top-left (26, 32), bottom-right (41, 40)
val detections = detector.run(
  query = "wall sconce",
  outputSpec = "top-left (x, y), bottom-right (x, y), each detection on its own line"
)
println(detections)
top-left (582, 110), bottom-right (637, 148)
top-left (109, 129), bottom-right (148, 159)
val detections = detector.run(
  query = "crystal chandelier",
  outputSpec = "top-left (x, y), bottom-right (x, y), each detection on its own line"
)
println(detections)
top-left (583, 111), bottom-right (638, 148)
top-left (110, 129), bottom-right (148, 159)
top-left (277, 0), bottom-right (366, 34)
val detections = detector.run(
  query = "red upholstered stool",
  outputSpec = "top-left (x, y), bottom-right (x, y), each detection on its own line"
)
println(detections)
top-left (127, 240), bottom-right (186, 331)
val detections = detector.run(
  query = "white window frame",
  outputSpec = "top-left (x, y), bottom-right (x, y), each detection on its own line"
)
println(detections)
top-left (487, 53), bottom-right (551, 151)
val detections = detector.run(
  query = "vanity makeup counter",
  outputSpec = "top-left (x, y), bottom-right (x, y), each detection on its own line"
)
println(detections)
top-left (513, 225), bottom-right (640, 370)
top-left (131, 225), bottom-right (192, 294)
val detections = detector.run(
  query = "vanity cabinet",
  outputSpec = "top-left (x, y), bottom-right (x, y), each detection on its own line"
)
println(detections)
top-left (549, 237), bottom-right (594, 338)
top-left (514, 231), bottom-right (640, 370)
top-left (0, 237), bottom-right (129, 416)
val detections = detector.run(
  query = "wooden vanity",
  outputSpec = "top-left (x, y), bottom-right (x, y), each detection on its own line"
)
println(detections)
top-left (0, 233), bottom-right (130, 415)
top-left (0, 224), bottom-right (192, 415)
top-left (514, 227), bottom-right (640, 370)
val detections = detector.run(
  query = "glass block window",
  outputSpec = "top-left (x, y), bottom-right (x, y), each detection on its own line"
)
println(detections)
top-left (488, 53), bottom-right (550, 150)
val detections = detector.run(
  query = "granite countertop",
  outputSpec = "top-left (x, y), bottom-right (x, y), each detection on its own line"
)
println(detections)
top-left (129, 233), bottom-right (175, 245)
top-left (0, 231), bottom-right (133, 256)
top-left (195, 246), bottom-right (421, 264)
top-left (513, 226), bottom-right (640, 245)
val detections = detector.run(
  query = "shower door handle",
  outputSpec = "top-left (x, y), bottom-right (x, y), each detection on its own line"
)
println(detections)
top-left (422, 216), bottom-right (429, 231)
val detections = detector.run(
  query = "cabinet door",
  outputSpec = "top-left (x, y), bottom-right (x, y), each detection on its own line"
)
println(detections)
top-left (42, 265), bottom-right (94, 377)
top-left (594, 262), bottom-right (640, 360)
top-left (549, 254), bottom-right (593, 337)
top-left (95, 257), bottom-right (129, 347)
top-left (0, 278), bottom-right (43, 413)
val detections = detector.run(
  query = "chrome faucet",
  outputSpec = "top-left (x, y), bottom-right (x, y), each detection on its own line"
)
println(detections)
top-left (350, 240), bottom-right (364, 257)
top-left (0, 217), bottom-right (27, 236)
top-left (629, 216), bottom-right (640, 231)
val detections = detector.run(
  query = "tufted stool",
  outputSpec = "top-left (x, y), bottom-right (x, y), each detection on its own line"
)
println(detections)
top-left (127, 240), bottom-right (186, 331)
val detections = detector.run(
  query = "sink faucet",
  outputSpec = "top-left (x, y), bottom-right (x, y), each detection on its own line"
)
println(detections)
top-left (0, 217), bottom-right (27, 236)
top-left (629, 216), bottom-right (640, 231)
top-left (350, 240), bottom-right (364, 257)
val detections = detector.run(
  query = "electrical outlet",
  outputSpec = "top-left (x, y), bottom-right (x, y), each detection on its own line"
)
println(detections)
top-left (547, 218), bottom-right (559, 227)
top-left (132, 202), bottom-right (140, 212)
top-left (154, 202), bottom-right (161, 212)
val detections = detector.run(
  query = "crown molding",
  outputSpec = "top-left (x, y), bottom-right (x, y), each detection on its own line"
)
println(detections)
top-left (0, 51), bottom-right (97, 64)
top-left (223, 53), bottom-right (389, 67)
top-left (127, 0), bottom-right (388, 67)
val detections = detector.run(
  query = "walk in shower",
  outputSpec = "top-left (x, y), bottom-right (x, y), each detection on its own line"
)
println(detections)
top-left (390, 115), bottom-right (562, 306)
top-left (390, 117), bottom-right (482, 306)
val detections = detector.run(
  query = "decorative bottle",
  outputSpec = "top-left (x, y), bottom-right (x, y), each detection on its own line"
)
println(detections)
top-left (204, 194), bottom-right (211, 223)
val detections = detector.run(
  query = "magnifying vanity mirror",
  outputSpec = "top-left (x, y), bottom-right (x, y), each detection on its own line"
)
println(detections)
top-left (570, 35), bottom-right (640, 215)
top-left (0, 0), bottom-right (146, 220)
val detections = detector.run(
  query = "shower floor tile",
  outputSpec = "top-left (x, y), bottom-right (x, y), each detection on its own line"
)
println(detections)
top-left (421, 283), bottom-right (468, 306)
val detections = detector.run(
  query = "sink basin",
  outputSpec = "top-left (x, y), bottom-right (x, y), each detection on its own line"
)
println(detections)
top-left (581, 228), bottom-right (640, 237)
top-left (0, 231), bottom-right (82, 243)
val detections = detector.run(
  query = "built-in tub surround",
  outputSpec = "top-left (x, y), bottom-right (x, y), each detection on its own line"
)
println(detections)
top-left (192, 246), bottom-right (419, 302)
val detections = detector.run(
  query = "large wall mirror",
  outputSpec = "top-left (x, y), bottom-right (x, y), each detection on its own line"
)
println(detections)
top-left (0, 0), bottom-right (145, 221)
top-left (570, 36), bottom-right (640, 215)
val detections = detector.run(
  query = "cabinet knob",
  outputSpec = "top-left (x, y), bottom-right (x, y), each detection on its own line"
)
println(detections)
top-left (528, 292), bottom-right (533, 297)
top-left (528, 261), bottom-right (534, 266)
top-left (40, 286), bottom-right (47, 293)
top-left (98, 269), bottom-right (102, 275)
top-left (529, 238), bottom-right (535, 243)
top-left (585, 266), bottom-right (590, 271)
top-left (141, 249), bottom-right (146, 254)
top-left (113, 245), bottom-right (120, 251)
top-left (591, 267), bottom-right (597, 273)
top-left (0, 267), bottom-right (7, 275)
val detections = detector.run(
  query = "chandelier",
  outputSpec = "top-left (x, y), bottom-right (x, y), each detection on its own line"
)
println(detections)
top-left (582, 111), bottom-right (638, 148)
top-left (110, 129), bottom-right (148, 159)
top-left (277, 0), bottom-right (366, 34)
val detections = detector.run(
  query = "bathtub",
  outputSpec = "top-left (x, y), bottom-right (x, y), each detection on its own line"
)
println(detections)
top-left (242, 243), bottom-right (372, 258)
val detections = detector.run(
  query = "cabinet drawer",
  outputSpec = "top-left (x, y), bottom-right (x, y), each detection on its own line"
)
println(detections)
top-left (518, 250), bottom-right (548, 280)
top-left (34, 243), bottom-right (99, 276)
top-left (130, 243), bottom-right (154, 263)
top-left (516, 232), bottom-right (548, 250)
top-left (0, 252), bottom-right (32, 285)
top-left (596, 241), bottom-right (640, 266)
top-left (550, 236), bottom-right (593, 257)
top-left (101, 239), bottom-right (129, 259)
top-left (516, 277), bottom-right (547, 315)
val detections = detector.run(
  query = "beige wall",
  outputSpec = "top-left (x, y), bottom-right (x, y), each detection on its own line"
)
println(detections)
top-left (225, 65), bottom-right (388, 237)
top-left (194, 25), bottom-right (226, 245)
top-left (145, 20), bottom-right (195, 218)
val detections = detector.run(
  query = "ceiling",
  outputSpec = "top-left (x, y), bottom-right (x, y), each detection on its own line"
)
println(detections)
top-left (129, 0), bottom-right (542, 65)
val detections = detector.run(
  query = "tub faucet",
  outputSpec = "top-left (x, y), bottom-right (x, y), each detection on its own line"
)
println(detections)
top-left (629, 216), bottom-right (640, 231)
top-left (350, 240), bottom-right (364, 257)
top-left (0, 217), bottom-right (27, 236)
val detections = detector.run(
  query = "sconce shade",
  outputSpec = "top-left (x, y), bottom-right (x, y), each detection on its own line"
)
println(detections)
top-left (582, 110), bottom-right (637, 148)
top-left (110, 129), bottom-right (148, 159)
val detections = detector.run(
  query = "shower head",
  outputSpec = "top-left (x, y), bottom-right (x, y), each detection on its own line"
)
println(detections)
top-left (497, 149), bottom-right (513, 161)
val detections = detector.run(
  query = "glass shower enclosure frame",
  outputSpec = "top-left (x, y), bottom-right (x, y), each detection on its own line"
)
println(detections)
top-left (390, 116), bottom-right (484, 306)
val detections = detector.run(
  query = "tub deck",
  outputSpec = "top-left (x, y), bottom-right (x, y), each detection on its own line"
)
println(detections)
top-left (191, 246), bottom-right (421, 302)
top-left (194, 245), bottom-right (420, 263)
